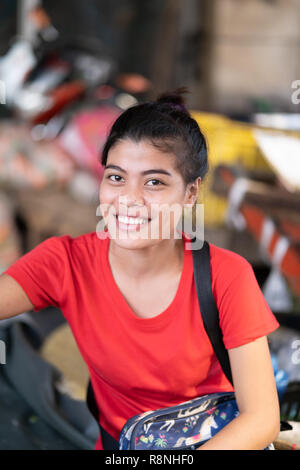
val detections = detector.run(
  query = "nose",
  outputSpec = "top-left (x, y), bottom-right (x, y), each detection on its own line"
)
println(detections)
top-left (118, 189), bottom-right (148, 219)
top-left (119, 187), bottom-right (145, 208)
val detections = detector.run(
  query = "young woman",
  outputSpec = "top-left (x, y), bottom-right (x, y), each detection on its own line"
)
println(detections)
top-left (0, 89), bottom-right (280, 450)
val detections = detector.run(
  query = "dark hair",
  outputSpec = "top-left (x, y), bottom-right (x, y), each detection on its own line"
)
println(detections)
top-left (101, 87), bottom-right (209, 186)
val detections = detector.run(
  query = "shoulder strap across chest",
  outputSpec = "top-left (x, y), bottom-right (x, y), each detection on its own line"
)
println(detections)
top-left (191, 239), bottom-right (233, 386)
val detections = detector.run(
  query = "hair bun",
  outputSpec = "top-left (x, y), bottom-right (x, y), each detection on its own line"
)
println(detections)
top-left (156, 86), bottom-right (190, 115)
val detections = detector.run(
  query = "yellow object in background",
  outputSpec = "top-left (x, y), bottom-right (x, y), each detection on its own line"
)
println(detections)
top-left (191, 111), bottom-right (272, 227)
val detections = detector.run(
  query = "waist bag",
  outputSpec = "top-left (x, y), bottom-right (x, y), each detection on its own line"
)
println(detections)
top-left (87, 240), bottom-right (276, 450)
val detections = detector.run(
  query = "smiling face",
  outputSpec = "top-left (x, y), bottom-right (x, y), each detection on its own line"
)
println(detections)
top-left (98, 139), bottom-right (200, 250)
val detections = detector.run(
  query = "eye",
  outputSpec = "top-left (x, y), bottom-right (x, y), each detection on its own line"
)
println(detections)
top-left (146, 179), bottom-right (164, 187)
top-left (107, 174), bottom-right (124, 183)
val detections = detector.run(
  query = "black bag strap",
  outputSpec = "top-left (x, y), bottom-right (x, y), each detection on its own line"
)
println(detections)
top-left (192, 240), bottom-right (233, 386)
top-left (86, 381), bottom-right (119, 450)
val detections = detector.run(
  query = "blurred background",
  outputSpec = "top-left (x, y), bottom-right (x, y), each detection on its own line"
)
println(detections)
top-left (0, 0), bottom-right (299, 451)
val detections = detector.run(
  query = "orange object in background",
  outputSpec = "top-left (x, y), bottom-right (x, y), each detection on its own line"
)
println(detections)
top-left (29, 6), bottom-right (52, 30)
top-left (241, 205), bottom-right (300, 299)
top-left (115, 73), bottom-right (152, 94)
top-left (212, 164), bottom-right (300, 301)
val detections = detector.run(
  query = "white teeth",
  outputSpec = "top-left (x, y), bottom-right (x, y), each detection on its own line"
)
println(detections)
top-left (117, 216), bottom-right (148, 225)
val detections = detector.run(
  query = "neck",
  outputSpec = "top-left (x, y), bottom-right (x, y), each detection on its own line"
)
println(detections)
top-left (108, 237), bottom-right (185, 281)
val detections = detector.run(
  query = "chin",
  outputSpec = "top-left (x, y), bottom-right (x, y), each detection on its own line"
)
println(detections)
top-left (109, 228), bottom-right (160, 247)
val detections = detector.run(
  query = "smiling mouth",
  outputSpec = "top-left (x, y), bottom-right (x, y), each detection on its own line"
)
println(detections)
top-left (115, 214), bottom-right (151, 229)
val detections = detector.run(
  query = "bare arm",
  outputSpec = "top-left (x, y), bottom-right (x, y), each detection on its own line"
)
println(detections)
top-left (0, 274), bottom-right (34, 320)
top-left (197, 336), bottom-right (280, 450)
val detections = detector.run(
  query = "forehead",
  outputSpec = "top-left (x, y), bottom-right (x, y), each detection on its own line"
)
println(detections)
top-left (106, 139), bottom-right (178, 173)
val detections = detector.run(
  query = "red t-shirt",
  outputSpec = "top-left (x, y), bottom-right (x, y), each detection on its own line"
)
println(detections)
top-left (4, 231), bottom-right (279, 449)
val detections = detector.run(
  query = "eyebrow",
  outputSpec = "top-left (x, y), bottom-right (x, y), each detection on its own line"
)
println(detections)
top-left (104, 164), bottom-right (172, 177)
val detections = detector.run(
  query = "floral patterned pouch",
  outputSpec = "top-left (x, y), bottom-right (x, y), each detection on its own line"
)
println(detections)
top-left (118, 392), bottom-right (274, 450)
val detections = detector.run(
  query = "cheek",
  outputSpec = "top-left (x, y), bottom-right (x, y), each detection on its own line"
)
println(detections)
top-left (99, 181), bottom-right (119, 207)
top-left (98, 185), bottom-right (116, 222)
top-left (144, 188), bottom-right (185, 222)
top-left (150, 204), bottom-right (183, 237)
top-left (162, 206), bottom-right (183, 229)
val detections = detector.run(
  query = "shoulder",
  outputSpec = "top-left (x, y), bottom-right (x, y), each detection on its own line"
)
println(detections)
top-left (207, 242), bottom-right (279, 349)
top-left (34, 231), bottom-right (106, 264)
top-left (209, 242), bottom-right (252, 282)
top-left (43, 231), bottom-right (104, 252)
top-left (208, 242), bottom-right (254, 301)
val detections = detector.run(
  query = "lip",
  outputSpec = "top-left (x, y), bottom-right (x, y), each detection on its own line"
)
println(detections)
top-left (116, 213), bottom-right (151, 220)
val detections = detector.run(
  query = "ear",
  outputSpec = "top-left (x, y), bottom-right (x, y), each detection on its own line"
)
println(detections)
top-left (184, 177), bottom-right (201, 207)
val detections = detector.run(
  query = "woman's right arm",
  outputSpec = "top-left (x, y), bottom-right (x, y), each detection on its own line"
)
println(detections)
top-left (0, 274), bottom-right (34, 320)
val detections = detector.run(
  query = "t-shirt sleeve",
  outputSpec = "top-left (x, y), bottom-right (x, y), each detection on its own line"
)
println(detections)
top-left (3, 236), bottom-right (66, 312)
top-left (216, 262), bottom-right (280, 350)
